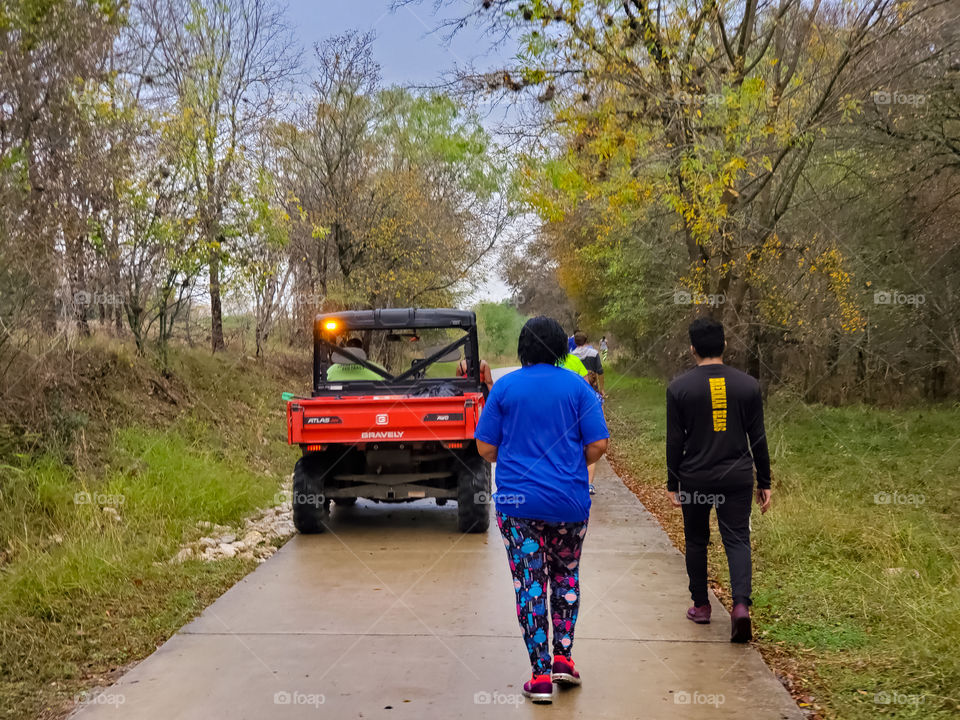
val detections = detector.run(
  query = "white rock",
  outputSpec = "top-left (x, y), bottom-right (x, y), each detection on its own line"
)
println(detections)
top-left (218, 543), bottom-right (237, 558)
top-left (198, 537), bottom-right (217, 548)
top-left (242, 530), bottom-right (265, 546)
top-left (218, 533), bottom-right (236, 544)
top-left (172, 547), bottom-right (193, 563)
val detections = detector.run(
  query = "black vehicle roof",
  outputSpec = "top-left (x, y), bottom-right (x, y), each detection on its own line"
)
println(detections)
top-left (315, 308), bottom-right (476, 330)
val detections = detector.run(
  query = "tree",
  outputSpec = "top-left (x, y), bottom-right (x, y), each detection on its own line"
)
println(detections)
top-left (233, 157), bottom-right (294, 357)
top-left (273, 30), bottom-right (382, 327)
top-left (434, 0), bottom-right (957, 395)
top-left (500, 233), bottom-right (576, 329)
top-left (135, 0), bottom-right (297, 351)
top-left (273, 34), bottom-right (511, 331)
top-left (0, 0), bottom-right (125, 359)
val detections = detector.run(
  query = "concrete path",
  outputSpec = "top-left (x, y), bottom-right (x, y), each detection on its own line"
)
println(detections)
top-left (71, 455), bottom-right (802, 720)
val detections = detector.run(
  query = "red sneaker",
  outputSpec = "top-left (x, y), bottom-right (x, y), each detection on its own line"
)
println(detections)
top-left (686, 603), bottom-right (712, 624)
top-left (551, 655), bottom-right (581, 686)
top-left (522, 673), bottom-right (554, 703)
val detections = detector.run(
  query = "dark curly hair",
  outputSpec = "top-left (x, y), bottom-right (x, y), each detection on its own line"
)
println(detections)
top-left (688, 316), bottom-right (725, 358)
top-left (518, 316), bottom-right (568, 367)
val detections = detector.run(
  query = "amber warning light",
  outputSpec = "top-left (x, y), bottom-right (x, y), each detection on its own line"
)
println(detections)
top-left (323, 320), bottom-right (339, 332)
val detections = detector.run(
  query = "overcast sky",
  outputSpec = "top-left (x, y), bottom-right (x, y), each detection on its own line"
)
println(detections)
top-left (282, 0), bottom-right (517, 301)
top-left (284, 1), bottom-right (511, 87)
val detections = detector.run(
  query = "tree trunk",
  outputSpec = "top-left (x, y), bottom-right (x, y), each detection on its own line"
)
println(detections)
top-left (255, 323), bottom-right (265, 358)
top-left (184, 296), bottom-right (193, 346)
top-left (209, 249), bottom-right (225, 352)
top-left (68, 229), bottom-right (91, 338)
top-left (106, 217), bottom-right (124, 335)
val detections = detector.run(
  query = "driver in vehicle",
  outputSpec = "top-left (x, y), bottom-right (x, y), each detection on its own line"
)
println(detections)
top-left (327, 338), bottom-right (386, 381)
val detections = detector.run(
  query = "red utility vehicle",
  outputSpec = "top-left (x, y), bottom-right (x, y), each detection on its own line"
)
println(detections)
top-left (285, 308), bottom-right (491, 533)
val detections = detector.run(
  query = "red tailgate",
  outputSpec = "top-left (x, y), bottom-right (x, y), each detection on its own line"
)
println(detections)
top-left (288, 393), bottom-right (485, 445)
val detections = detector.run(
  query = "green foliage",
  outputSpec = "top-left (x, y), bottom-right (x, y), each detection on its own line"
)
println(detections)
top-left (0, 345), bottom-right (299, 719)
top-left (475, 301), bottom-right (527, 363)
top-left (378, 89), bottom-right (502, 198)
top-left (605, 370), bottom-right (960, 718)
top-left (500, 0), bottom-right (955, 397)
top-left (275, 61), bottom-right (511, 319)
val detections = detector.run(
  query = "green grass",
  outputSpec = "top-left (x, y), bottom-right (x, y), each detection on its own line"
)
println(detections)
top-left (0, 344), bottom-right (300, 719)
top-left (603, 370), bottom-right (960, 719)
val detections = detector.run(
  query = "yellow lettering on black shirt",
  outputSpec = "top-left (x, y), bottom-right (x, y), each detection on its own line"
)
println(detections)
top-left (709, 377), bottom-right (727, 431)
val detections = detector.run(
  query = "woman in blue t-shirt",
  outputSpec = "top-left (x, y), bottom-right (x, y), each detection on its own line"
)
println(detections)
top-left (475, 316), bottom-right (609, 704)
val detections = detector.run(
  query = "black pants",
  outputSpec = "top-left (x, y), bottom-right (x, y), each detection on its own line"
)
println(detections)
top-left (679, 484), bottom-right (753, 607)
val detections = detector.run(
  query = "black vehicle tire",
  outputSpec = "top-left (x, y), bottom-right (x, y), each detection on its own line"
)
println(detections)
top-left (293, 455), bottom-right (331, 534)
top-left (335, 497), bottom-right (357, 507)
top-left (457, 456), bottom-right (491, 533)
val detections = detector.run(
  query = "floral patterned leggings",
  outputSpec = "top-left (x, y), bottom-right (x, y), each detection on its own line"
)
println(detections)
top-left (496, 511), bottom-right (589, 676)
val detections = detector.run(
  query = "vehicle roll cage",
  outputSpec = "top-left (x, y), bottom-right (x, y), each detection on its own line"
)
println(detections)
top-left (312, 308), bottom-right (483, 397)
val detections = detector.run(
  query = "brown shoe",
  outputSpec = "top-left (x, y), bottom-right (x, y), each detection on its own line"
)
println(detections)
top-left (686, 603), bottom-right (711, 624)
top-left (730, 603), bottom-right (752, 643)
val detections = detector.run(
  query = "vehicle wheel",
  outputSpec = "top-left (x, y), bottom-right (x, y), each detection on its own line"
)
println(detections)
top-left (457, 456), bottom-right (491, 533)
top-left (335, 497), bottom-right (357, 507)
top-left (293, 455), bottom-right (331, 534)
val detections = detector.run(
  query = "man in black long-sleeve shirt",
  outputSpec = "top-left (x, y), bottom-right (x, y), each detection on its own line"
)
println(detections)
top-left (666, 317), bottom-right (771, 643)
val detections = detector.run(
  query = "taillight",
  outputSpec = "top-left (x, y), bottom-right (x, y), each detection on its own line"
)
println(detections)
top-left (304, 444), bottom-right (327, 452)
top-left (443, 441), bottom-right (465, 449)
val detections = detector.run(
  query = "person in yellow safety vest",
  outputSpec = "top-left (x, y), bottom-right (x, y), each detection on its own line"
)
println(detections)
top-left (559, 352), bottom-right (589, 377)
top-left (558, 351), bottom-right (601, 496)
